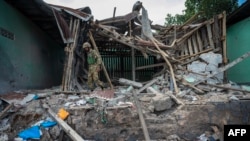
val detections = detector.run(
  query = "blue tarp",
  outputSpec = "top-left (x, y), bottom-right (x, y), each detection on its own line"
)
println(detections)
top-left (18, 126), bottom-right (41, 140)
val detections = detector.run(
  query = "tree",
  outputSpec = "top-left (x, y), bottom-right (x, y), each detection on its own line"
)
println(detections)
top-left (164, 13), bottom-right (186, 26)
top-left (165, 0), bottom-right (238, 25)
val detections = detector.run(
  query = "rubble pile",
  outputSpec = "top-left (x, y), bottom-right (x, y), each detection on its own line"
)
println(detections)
top-left (0, 75), bottom-right (250, 140)
top-left (0, 1), bottom-right (250, 141)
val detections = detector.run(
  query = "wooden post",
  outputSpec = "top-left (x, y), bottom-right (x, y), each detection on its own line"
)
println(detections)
top-left (136, 63), bottom-right (165, 70)
top-left (206, 23), bottom-right (215, 49)
top-left (222, 11), bottom-right (227, 64)
top-left (132, 48), bottom-right (136, 81)
top-left (129, 21), bottom-right (136, 81)
top-left (151, 38), bottom-right (179, 94)
top-left (0, 103), bottom-right (13, 119)
top-left (137, 77), bottom-right (160, 93)
top-left (62, 18), bottom-right (80, 91)
top-left (62, 17), bottom-right (73, 91)
top-left (132, 90), bottom-right (151, 141)
top-left (89, 31), bottom-right (114, 89)
top-left (113, 7), bottom-right (116, 18)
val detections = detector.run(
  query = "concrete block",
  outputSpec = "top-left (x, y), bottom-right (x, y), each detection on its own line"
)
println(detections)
top-left (200, 51), bottom-right (222, 66)
top-left (151, 95), bottom-right (174, 111)
top-left (187, 61), bottom-right (207, 73)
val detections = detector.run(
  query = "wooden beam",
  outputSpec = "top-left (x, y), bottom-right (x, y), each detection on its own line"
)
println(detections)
top-left (0, 103), bottom-right (13, 119)
top-left (201, 82), bottom-right (250, 93)
top-left (119, 78), bottom-right (143, 88)
top-left (42, 104), bottom-right (85, 141)
top-left (175, 76), bottom-right (204, 93)
top-left (132, 90), bottom-right (151, 141)
top-left (151, 38), bottom-right (179, 94)
top-left (196, 32), bottom-right (203, 52)
top-left (180, 12), bottom-right (201, 28)
top-left (188, 38), bottom-right (194, 58)
top-left (206, 23), bottom-right (215, 49)
top-left (136, 63), bottom-right (165, 70)
top-left (134, 40), bottom-right (177, 50)
top-left (96, 24), bottom-right (160, 56)
top-left (62, 19), bottom-right (80, 91)
top-left (89, 31), bottom-right (114, 89)
top-left (222, 11), bottom-right (227, 64)
top-left (192, 35), bottom-right (199, 54)
top-left (130, 21), bottom-right (136, 81)
top-left (137, 77), bottom-right (160, 93)
top-left (176, 22), bottom-right (207, 47)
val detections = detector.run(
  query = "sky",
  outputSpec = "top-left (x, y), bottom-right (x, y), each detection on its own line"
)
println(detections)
top-left (43, 0), bottom-right (186, 25)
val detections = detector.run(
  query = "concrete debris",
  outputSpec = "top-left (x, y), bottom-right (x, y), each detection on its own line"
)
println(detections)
top-left (119, 78), bottom-right (143, 88)
top-left (187, 61), bottom-right (207, 73)
top-left (185, 53), bottom-right (224, 84)
top-left (151, 94), bottom-right (174, 112)
top-left (166, 134), bottom-right (181, 141)
top-left (0, 81), bottom-right (249, 140)
top-left (0, 133), bottom-right (8, 141)
top-left (0, 118), bottom-right (10, 132)
top-left (242, 85), bottom-right (250, 91)
top-left (229, 95), bottom-right (239, 101)
top-left (1, 1), bottom-right (250, 141)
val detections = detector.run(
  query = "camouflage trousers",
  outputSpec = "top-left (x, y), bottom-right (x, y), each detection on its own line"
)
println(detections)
top-left (87, 65), bottom-right (103, 89)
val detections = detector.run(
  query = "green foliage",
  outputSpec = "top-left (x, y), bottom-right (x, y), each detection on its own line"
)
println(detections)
top-left (165, 0), bottom-right (238, 26)
top-left (165, 13), bottom-right (186, 26)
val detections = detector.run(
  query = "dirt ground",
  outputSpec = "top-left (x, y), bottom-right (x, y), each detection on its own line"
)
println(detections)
top-left (0, 85), bottom-right (250, 141)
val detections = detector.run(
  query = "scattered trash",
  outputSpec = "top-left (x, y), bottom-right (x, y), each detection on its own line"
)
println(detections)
top-left (41, 121), bottom-right (57, 128)
top-left (0, 118), bottom-right (10, 132)
top-left (76, 99), bottom-right (87, 106)
top-left (57, 108), bottom-right (69, 120)
top-left (229, 95), bottom-right (239, 101)
top-left (241, 85), bottom-right (250, 91)
top-left (18, 126), bottom-right (42, 140)
top-left (197, 133), bottom-right (208, 141)
top-left (20, 94), bottom-right (36, 105)
top-left (0, 133), bottom-right (8, 141)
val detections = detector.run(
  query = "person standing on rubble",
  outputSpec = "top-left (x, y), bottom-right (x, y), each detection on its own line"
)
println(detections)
top-left (82, 42), bottom-right (104, 91)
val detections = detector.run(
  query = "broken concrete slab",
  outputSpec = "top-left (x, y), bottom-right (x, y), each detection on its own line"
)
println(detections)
top-left (150, 94), bottom-right (174, 112)
top-left (119, 78), bottom-right (143, 88)
top-left (199, 51), bottom-right (222, 66)
top-left (187, 61), bottom-right (207, 73)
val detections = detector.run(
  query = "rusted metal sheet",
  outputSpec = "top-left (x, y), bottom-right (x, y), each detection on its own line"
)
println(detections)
top-left (50, 5), bottom-right (93, 21)
top-left (0, 92), bottom-right (26, 104)
top-left (52, 8), bottom-right (73, 43)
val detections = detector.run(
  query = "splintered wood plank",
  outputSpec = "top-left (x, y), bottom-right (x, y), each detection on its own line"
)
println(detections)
top-left (184, 43), bottom-right (189, 61)
top-left (180, 44), bottom-right (185, 57)
top-left (192, 35), bottom-right (199, 54)
top-left (206, 23), bottom-right (215, 49)
top-left (213, 15), bottom-right (220, 49)
top-left (43, 104), bottom-right (85, 141)
top-left (89, 31), bottom-right (114, 89)
top-left (196, 32), bottom-right (203, 52)
top-left (188, 38), bottom-right (194, 57)
top-left (201, 28), bottom-right (208, 47)
top-left (222, 11), bottom-right (227, 64)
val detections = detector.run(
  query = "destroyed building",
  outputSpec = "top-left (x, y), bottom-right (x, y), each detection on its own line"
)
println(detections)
top-left (0, 0), bottom-right (250, 141)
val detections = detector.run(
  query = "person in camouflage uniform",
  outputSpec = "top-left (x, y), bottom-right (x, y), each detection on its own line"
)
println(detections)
top-left (82, 42), bottom-right (104, 90)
